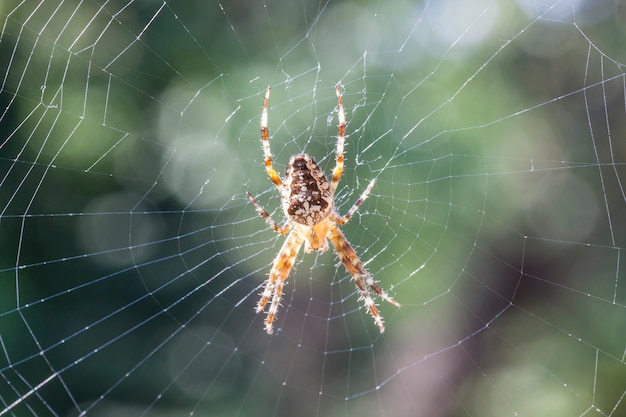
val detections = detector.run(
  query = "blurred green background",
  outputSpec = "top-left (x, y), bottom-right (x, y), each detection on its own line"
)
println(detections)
top-left (1, 1), bottom-right (625, 416)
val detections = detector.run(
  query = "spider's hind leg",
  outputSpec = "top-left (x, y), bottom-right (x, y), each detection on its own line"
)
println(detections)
top-left (330, 86), bottom-right (346, 194)
top-left (246, 192), bottom-right (292, 235)
top-left (331, 178), bottom-right (376, 226)
top-left (260, 86), bottom-right (283, 190)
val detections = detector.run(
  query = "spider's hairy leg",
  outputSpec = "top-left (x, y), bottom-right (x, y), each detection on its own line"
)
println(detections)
top-left (246, 192), bottom-right (292, 235)
top-left (330, 85), bottom-right (346, 194)
top-left (328, 224), bottom-right (400, 333)
top-left (332, 178), bottom-right (376, 225)
top-left (257, 232), bottom-right (305, 334)
top-left (260, 86), bottom-right (283, 189)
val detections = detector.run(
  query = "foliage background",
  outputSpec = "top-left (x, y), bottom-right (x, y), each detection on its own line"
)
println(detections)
top-left (1, 1), bottom-right (625, 416)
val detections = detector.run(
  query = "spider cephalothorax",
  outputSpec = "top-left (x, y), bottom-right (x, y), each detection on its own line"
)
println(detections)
top-left (246, 86), bottom-right (400, 334)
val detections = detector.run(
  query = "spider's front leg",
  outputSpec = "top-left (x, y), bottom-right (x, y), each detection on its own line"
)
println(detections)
top-left (257, 231), bottom-right (304, 334)
top-left (328, 223), bottom-right (400, 333)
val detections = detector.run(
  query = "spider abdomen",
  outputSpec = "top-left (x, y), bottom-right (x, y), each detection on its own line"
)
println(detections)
top-left (282, 154), bottom-right (333, 226)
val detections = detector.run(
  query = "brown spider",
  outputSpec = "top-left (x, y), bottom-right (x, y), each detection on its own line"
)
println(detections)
top-left (246, 86), bottom-right (400, 334)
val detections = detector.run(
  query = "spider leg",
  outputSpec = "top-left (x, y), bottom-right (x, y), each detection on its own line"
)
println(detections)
top-left (260, 86), bottom-right (283, 189)
top-left (331, 178), bottom-right (376, 225)
top-left (256, 231), bottom-right (304, 334)
top-left (246, 192), bottom-right (292, 235)
top-left (328, 224), bottom-right (400, 333)
top-left (330, 86), bottom-right (346, 194)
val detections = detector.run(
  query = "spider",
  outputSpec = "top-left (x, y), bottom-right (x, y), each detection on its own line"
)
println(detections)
top-left (246, 86), bottom-right (400, 334)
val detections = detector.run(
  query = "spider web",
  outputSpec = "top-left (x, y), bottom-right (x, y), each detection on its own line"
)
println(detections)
top-left (1, 0), bottom-right (625, 416)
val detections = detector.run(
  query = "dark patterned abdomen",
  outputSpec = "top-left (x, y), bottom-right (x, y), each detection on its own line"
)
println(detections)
top-left (282, 154), bottom-right (333, 226)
